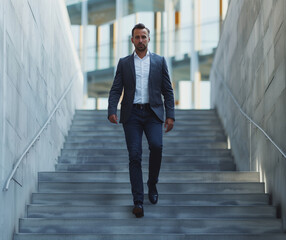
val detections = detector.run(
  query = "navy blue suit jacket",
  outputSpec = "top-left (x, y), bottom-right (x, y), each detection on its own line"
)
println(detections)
top-left (108, 52), bottom-right (175, 123)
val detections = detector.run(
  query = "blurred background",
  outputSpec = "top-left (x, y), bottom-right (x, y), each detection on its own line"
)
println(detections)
top-left (65, 0), bottom-right (228, 109)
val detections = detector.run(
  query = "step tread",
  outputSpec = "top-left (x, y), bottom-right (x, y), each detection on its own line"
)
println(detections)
top-left (15, 109), bottom-right (285, 239)
top-left (55, 163), bottom-right (236, 171)
top-left (26, 205), bottom-right (276, 218)
top-left (38, 182), bottom-right (265, 194)
top-left (14, 233), bottom-right (286, 240)
top-left (18, 218), bottom-right (283, 234)
top-left (38, 171), bottom-right (259, 182)
top-left (31, 193), bottom-right (270, 206)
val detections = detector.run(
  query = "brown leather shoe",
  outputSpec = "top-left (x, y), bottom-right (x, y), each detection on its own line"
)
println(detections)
top-left (132, 203), bottom-right (144, 218)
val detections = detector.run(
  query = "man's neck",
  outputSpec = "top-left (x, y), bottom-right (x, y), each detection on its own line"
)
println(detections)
top-left (135, 49), bottom-right (148, 59)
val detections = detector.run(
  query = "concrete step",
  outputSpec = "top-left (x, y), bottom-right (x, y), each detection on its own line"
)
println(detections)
top-left (15, 109), bottom-right (286, 240)
top-left (67, 130), bottom-right (226, 137)
top-left (58, 156), bottom-right (234, 164)
top-left (38, 182), bottom-right (265, 194)
top-left (13, 233), bottom-right (286, 240)
top-left (71, 119), bottom-right (222, 126)
top-left (65, 135), bottom-right (227, 143)
top-left (65, 134), bottom-right (226, 141)
top-left (60, 148), bottom-right (232, 157)
top-left (78, 110), bottom-right (218, 115)
top-left (38, 171), bottom-right (259, 183)
top-left (75, 109), bottom-right (217, 116)
top-left (72, 117), bottom-right (221, 126)
top-left (26, 205), bottom-right (276, 219)
top-left (63, 142), bottom-right (228, 149)
top-left (72, 115), bottom-right (220, 122)
top-left (73, 110), bottom-right (218, 116)
top-left (31, 193), bottom-right (271, 206)
top-left (18, 218), bottom-right (283, 234)
top-left (55, 162), bottom-right (236, 171)
top-left (71, 121), bottom-right (222, 126)
top-left (68, 125), bottom-right (224, 132)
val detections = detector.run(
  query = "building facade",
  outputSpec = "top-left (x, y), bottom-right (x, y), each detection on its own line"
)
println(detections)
top-left (66, 0), bottom-right (228, 109)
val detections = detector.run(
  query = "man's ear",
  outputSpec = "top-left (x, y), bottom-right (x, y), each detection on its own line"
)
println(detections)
top-left (131, 37), bottom-right (134, 44)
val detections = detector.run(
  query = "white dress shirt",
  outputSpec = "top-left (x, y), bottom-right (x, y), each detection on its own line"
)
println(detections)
top-left (133, 51), bottom-right (150, 104)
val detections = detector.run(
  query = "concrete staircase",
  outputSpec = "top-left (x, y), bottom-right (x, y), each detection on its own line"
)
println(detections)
top-left (14, 110), bottom-right (286, 240)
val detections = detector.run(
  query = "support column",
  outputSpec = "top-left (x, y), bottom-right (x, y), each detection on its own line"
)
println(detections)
top-left (95, 26), bottom-right (100, 69)
top-left (190, 0), bottom-right (201, 109)
top-left (164, 0), bottom-right (174, 59)
top-left (80, 0), bottom-right (88, 104)
top-left (219, 0), bottom-right (223, 35)
top-left (115, 0), bottom-right (124, 64)
top-left (110, 23), bottom-right (114, 68)
top-left (112, 22), bottom-right (117, 66)
top-left (175, 10), bottom-right (181, 57)
top-left (154, 12), bottom-right (162, 55)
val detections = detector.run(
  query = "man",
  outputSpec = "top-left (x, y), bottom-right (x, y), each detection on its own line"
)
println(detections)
top-left (108, 23), bottom-right (175, 218)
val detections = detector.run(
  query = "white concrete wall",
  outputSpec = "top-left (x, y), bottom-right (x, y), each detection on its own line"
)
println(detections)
top-left (210, 0), bottom-right (286, 229)
top-left (0, 0), bottom-right (83, 239)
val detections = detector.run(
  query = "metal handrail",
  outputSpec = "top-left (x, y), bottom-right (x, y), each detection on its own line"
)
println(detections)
top-left (214, 68), bottom-right (286, 159)
top-left (3, 75), bottom-right (77, 191)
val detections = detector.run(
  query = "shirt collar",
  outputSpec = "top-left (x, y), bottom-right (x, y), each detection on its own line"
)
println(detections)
top-left (134, 50), bottom-right (150, 59)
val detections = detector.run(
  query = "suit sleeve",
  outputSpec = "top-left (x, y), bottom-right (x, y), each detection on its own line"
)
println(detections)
top-left (161, 57), bottom-right (175, 121)
top-left (108, 59), bottom-right (123, 118)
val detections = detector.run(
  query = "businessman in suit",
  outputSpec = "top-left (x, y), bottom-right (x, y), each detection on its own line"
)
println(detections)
top-left (108, 23), bottom-right (175, 218)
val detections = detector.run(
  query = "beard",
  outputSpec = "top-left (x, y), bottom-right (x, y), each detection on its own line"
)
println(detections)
top-left (135, 43), bottom-right (147, 52)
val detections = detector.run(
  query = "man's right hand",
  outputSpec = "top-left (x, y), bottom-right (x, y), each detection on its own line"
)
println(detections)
top-left (108, 114), bottom-right (118, 124)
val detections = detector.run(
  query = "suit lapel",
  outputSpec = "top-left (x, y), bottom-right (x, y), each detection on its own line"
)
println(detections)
top-left (129, 54), bottom-right (136, 86)
top-left (148, 53), bottom-right (155, 89)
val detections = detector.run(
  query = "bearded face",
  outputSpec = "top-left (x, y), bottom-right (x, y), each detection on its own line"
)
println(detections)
top-left (131, 28), bottom-right (150, 53)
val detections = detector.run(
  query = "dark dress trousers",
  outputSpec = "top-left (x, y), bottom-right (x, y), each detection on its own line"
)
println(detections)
top-left (108, 52), bottom-right (175, 204)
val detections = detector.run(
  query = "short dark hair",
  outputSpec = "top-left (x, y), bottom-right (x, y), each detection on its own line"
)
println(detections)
top-left (132, 23), bottom-right (150, 37)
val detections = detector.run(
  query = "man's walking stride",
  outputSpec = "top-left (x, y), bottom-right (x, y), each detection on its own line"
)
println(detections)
top-left (108, 23), bottom-right (175, 218)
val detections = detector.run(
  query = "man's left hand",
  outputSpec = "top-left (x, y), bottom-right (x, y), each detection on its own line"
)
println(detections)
top-left (164, 118), bottom-right (174, 133)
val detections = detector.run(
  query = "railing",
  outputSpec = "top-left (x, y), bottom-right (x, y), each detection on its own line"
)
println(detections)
top-left (214, 68), bottom-right (286, 160)
top-left (3, 76), bottom-right (77, 191)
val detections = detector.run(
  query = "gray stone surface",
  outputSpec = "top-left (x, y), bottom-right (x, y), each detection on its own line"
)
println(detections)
top-left (18, 218), bottom-right (283, 234)
top-left (13, 233), bottom-right (286, 240)
top-left (14, 110), bottom-right (285, 239)
top-left (210, 0), bottom-right (286, 230)
top-left (0, 0), bottom-right (83, 239)
top-left (31, 192), bottom-right (271, 206)
top-left (26, 205), bottom-right (276, 219)
top-left (38, 171), bottom-right (260, 183)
